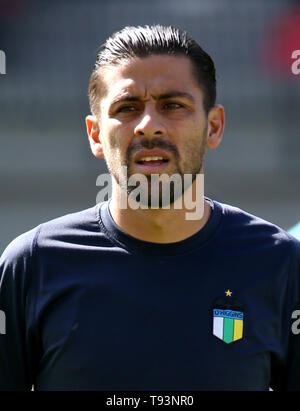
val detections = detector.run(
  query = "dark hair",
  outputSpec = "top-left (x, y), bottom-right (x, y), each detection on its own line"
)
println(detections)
top-left (88, 25), bottom-right (216, 115)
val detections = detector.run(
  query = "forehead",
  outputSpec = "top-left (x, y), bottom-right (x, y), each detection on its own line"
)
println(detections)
top-left (100, 55), bottom-right (203, 103)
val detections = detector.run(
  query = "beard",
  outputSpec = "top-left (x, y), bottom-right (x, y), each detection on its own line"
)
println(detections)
top-left (107, 130), bottom-right (207, 209)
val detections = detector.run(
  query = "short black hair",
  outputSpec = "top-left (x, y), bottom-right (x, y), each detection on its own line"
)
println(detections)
top-left (89, 25), bottom-right (216, 115)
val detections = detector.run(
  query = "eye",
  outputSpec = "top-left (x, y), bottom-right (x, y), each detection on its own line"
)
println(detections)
top-left (163, 102), bottom-right (183, 110)
top-left (117, 105), bottom-right (137, 113)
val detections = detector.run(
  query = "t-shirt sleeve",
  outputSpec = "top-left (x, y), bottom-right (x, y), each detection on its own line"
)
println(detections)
top-left (270, 235), bottom-right (300, 391)
top-left (0, 227), bottom-right (41, 391)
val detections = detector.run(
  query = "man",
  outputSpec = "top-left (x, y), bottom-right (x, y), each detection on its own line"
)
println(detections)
top-left (1, 25), bottom-right (300, 391)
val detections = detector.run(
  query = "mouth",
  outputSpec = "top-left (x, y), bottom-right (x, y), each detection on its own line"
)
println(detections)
top-left (133, 150), bottom-right (171, 173)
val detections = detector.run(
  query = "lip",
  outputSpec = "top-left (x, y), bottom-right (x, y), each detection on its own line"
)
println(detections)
top-left (134, 161), bottom-right (170, 173)
top-left (133, 149), bottom-right (171, 163)
top-left (132, 149), bottom-right (171, 174)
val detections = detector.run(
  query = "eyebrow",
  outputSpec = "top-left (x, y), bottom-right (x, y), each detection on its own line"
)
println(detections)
top-left (110, 91), bottom-right (195, 106)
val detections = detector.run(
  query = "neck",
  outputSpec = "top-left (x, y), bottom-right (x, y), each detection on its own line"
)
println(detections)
top-left (109, 176), bottom-right (211, 243)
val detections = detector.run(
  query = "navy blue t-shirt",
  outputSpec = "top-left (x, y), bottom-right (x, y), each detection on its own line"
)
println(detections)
top-left (1, 198), bottom-right (300, 391)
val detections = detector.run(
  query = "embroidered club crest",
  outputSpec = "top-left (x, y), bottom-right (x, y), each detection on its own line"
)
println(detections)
top-left (212, 296), bottom-right (244, 344)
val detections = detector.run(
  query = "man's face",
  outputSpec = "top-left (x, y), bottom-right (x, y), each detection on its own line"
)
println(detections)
top-left (96, 54), bottom-right (209, 206)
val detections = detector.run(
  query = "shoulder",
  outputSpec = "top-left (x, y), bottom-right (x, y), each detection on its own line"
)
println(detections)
top-left (214, 199), bottom-right (300, 255)
top-left (217, 199), bottom-right (290, 236)
top-left (0, 225), bottom-right (41, 269)
top-left (0, 204), bottom-right (101, 267)
top-left (36, 204), bottom-right (99, 239)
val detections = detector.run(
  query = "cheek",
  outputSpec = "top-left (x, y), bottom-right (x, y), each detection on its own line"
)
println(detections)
top-left (104, 123), bottom-right (132, 162)
top-left (105, 123), bottom-right (120, 150)
top-left (173, 121), bottom-right (198, 148)
top-left (109, 134), bottom-right (118, 150)
top-left (179, 124), bottom-right (207, 156)
top-left (101, 121), bottom-right (122, 151)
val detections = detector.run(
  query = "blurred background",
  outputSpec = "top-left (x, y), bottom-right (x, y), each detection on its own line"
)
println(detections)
top-left (0, 0), bottom-right (300, 252)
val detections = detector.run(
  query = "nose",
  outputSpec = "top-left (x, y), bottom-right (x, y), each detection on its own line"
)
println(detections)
top-left (134, 109), bottom-right (166, 137)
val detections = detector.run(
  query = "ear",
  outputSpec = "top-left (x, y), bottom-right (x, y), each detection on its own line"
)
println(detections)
top-left (85, 115), bottom-right (104, 158)
top-left (206, 105), bottom-right (225, 149)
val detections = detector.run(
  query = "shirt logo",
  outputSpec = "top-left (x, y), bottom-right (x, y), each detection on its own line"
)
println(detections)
top-left (213, 309), bottom-right (244, 344)
top-left (212, 294), bottom-right (244, 344)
